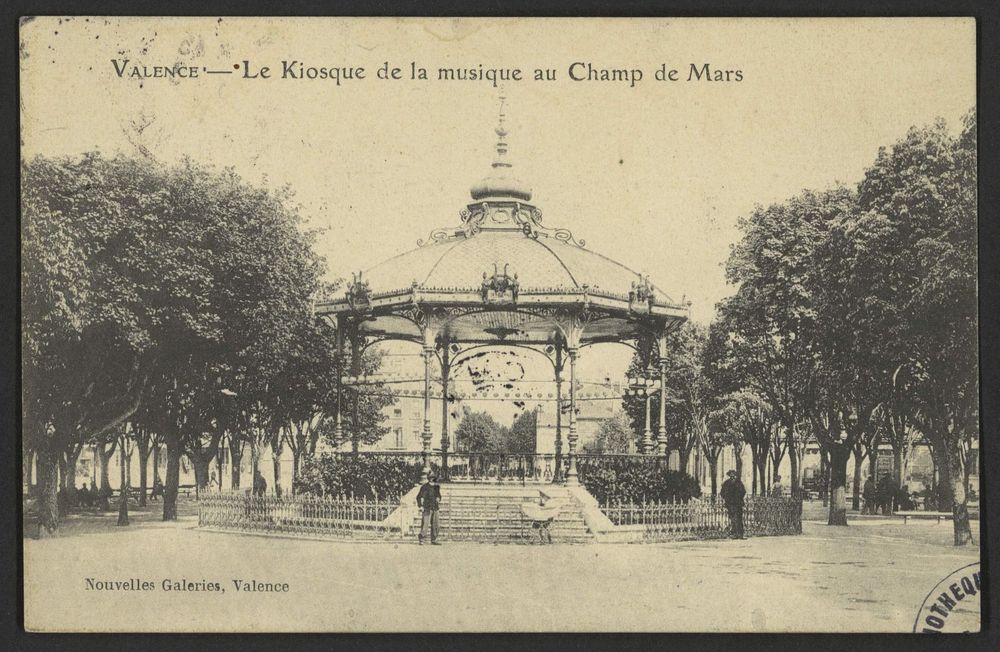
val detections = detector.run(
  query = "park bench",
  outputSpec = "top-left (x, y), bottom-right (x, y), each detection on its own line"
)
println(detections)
top-left (109, 487), bottom-right (146, 502)
top-left (895, 510), bottom-right (952, 525)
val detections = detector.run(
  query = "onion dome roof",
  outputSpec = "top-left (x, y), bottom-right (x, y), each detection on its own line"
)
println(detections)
top-left (469, 120), bottom-right (532, 202)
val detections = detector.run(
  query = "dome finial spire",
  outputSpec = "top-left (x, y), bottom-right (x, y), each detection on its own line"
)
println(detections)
top-left (493, 88), bottom-right (510, 168)
top-left (470, 88), bottom-right (532, 202)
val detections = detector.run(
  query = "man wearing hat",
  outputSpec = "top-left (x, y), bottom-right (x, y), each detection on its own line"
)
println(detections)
top-left (416, 473), bottom-right (442, 545)
top-left (720, 469), bottom-right (747, 539)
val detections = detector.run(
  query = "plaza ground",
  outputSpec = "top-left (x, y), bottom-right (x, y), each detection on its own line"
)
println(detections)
top-left (24, 498), bottom-right (980, 632)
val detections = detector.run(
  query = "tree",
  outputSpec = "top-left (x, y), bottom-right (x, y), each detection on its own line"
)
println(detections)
top-left (725, 391), bottom-right (774, 496)
top-left (831, 113), bottom-right (977, 543)
top-left (504, 409), bottom-right (538, 453)
top-left (703, 408), bottom-right (740, 498)
top-left (589, 411), bottom-right (633, 454)
top-left (22, 156), bottom-right (166, 531)
top-left (719, 189), bottom-right (855, 497)
top-left (454, 408), bottom-right (504, 453)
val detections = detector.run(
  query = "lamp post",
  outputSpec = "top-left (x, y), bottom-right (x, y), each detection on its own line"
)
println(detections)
top-left (626, 367), bottom-right (662, 455)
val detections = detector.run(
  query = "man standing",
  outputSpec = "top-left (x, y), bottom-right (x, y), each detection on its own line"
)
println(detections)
top-left (770, 474), bottom-right (784, 498)
top-left (720, 469), bottom-right (747, 539)
top-left (252, 469), bottom-right (268, 497)
top-left (862, 476), bottom-right (876, 514)
top-left (416, 473), bottom-right (442, 545)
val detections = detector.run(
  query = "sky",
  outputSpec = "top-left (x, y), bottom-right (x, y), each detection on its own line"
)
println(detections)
top-left (20, 17), bottom-right (976, 420)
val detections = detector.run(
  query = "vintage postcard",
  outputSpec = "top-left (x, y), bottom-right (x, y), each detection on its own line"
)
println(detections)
top-left (20, 17), bottom-right (979, 632)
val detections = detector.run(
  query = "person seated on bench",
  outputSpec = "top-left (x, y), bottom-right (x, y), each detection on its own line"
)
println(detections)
top-left (150, 478), bottom-right (164, 501)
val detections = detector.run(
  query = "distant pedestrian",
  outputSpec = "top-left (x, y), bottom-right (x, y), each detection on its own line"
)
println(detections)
top-left (862, 477), bottom-right (876, 514)
top-left (876, 474), bottom-right (894, 515)
top-left (720, 470), bottom-right (747, 539)
top-left (77, 483), bottom-right (92, 509)
top-left (252, 469), bottom-right (268, 497)
top-left (150, 478), bottom-right (163, 501)
top-left (417, 473), bottom-right (442, 545)
top-left (770, 475), bottom-right (784, 498)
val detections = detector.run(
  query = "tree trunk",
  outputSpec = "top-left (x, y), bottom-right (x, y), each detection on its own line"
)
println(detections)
top-left (98, 445), bottom-right (113, 493)
top-left (162, 436), bottom-right (181, 521)
top-left (230, 443), bottom-right (242, 490)
top-left (250, 441), bottom-right (261, 482)
top-left (192, 454), bottom-right (211, 492)
top-left (152, 443), bottom-right (162, 486)
top-left (137, 435), bottom-right (149, 507)
top-left (679, 446), bottom-right (691, 477)
top-left (119, 442), bottom-right (127, 493)
top-left (271, 436), bottom-right (284, 498)
top-left (828, 444), bottom-right (850, 526)
top-left (851, 452), bottom-right (863, 511)
top-left (757, 458), bottom-right (767, 495)
top-left (934, 440), bottom-right (973, 546)
top-left (819, 448), bottom-right (829, 507)
top-left (117, 446), bottom-right (130, 527)
top-left (63, 445), bottom-right (83, 491)
top-left (291, 449), bottom-right (301, 495)
top-left (36, 447), bottom-right (61, 535)
top-left (751, 456), bottom-right (758, 496)
top-left (709, 456), bottom-right (719, 498)
top-left (62, 452), bottom-right (74, 492)
top-left (733, 445), bottom-right (744, 481)
top-left (786, 426), bottom-right (800, 494)
top-left (893, 446), bottom-right (904, 488)
top-left (57, 453), bottom-right (67, 492)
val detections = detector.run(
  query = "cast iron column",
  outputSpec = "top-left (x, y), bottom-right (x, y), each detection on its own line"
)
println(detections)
top-left (565, 347), bottom-right (580, 486)
top-left (420, 344), bottom-right (434, 484)
top-left (643, 389), bottom-right (653, 454)
top-left (440, 344), bottom-right (450, 481)
top-left (554, 346), bottom-right (563, 482)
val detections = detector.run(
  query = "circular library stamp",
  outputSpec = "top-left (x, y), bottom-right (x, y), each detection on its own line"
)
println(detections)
top-left (912, 562), bottom-right (982, 633)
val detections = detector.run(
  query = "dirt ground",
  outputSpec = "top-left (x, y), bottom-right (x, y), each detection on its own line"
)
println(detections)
top-left (23, 498), bottom-right (980, 633)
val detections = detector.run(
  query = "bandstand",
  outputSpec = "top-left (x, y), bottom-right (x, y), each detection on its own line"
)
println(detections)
top-left (316, 99), bottom-right (690, 486)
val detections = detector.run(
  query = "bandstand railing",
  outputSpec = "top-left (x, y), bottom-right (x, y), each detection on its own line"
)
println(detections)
top-left (328, 450), bottom-right (668, 484)
top-left (446, 453), bottom-right (557, 483)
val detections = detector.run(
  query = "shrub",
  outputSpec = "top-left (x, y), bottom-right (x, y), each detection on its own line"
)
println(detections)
top-left (293, 453), bottom-right (423, 500)
top-left (581, 459), bottom-right (701, 505)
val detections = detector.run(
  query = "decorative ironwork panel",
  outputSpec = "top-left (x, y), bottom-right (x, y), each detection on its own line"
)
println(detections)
top-left (198, 492), bottom-right (403, 540)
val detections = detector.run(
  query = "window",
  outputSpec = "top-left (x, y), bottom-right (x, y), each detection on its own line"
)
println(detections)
top-left (394, 428), bottom-right (404, 449)
top-left (393, 408), bottom-right (403, 418)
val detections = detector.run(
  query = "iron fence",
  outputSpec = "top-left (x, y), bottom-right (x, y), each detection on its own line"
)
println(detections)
top-left (602, 496), bottom-right (802, 541)
top-left (198, 492), bottom-right (402, 540)
top-left (446, 453), bottom-right (557, 483)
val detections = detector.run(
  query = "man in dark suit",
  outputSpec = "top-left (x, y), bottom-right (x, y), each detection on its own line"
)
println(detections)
top-left (417, 473), bottom-right (442, 545)
top-left (720, 469), bottom-right (747, 539)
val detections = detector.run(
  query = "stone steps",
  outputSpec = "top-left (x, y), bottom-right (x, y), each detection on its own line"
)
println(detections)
top-left (410, 484), bottom-right (594, 543)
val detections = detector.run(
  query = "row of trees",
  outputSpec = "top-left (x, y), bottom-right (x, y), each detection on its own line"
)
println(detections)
top-left (452, 407), bottom-right (538, 453)
top-left (22, 153), bottom-right (392, 533)
top-left (622, 111), bottom-right (977, 545)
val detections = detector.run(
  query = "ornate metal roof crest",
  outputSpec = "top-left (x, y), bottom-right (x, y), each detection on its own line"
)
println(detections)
top-left (480, 263), bottom-right (520, 304)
